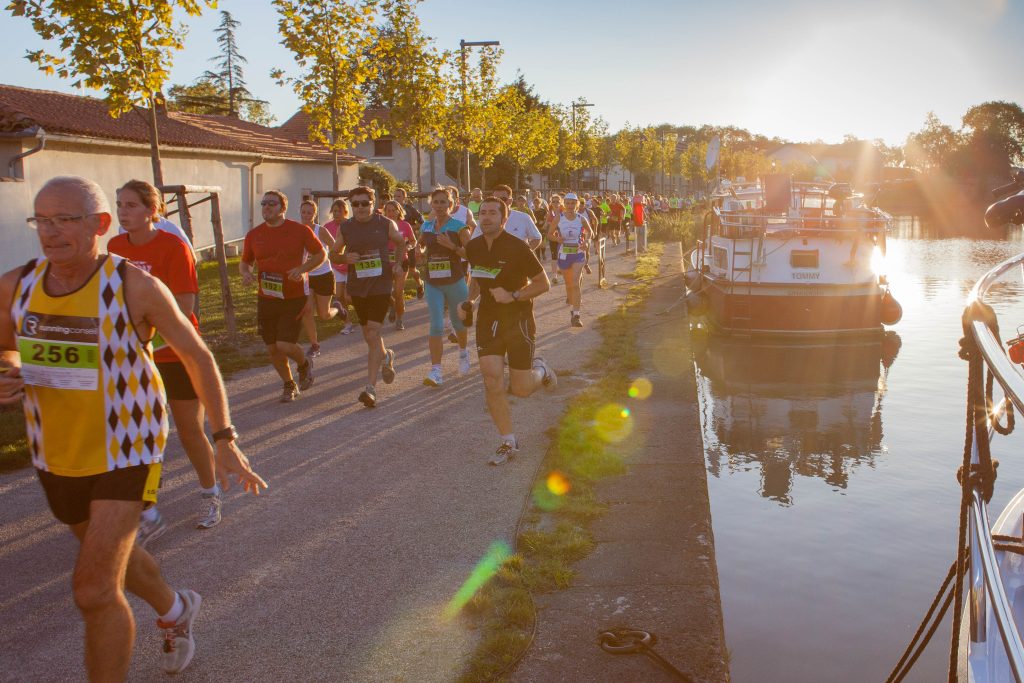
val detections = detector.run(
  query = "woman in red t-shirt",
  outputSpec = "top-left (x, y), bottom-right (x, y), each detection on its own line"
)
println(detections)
top-left (107, 179), bottom-right (221, 532)
top-left (322, 199), bottom-right (356, 334)
top-left (383, 200), bottom-right (417, 330)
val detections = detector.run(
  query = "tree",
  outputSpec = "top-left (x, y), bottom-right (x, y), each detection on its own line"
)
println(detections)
top-left (7, 0), bottom-right (216, 185)
top-left (168, 78), bottom-right (275, 125)
top-left (203, 11), bottom-right (248, 117)
top-left (272, 0), bottom-right (385, 190)
top-left (499, 86), bottom-right (558, 190)
top-left (905, 112), bottom-right (965, 173)
top-left (367, 0), bottom-right (449, 190)
top-left (440, 43), bottom-right (503, 189)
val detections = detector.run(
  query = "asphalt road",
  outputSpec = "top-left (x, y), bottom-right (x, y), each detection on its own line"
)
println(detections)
top-left (0, 246), bottom-right (646, 682)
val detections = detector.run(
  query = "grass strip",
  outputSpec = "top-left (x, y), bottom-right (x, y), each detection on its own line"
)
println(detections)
top-left (456, 239), bottom-right (688, 683)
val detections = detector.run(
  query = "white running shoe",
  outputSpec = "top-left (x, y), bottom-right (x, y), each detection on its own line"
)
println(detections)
top-left (489, 440), bottom-right (519, 466)
top-left (533, 357), bottom-right (557, 390)
top-left (424, 367), bottom-right (443, 387)
top-left (196, 493), bottom-right (221, 529)
top-left (159, 589), bottom-right (202, 675)
top-left (137, 509), bottom-right (167, 549)
top-left (458, 353), bottom-right (471, 375)
top-left (342, 322), bottom-right (356, 335)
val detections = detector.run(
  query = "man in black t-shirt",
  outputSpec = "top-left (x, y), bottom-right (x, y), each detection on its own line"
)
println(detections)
top-left (460, 197), bottom-right (557, 465)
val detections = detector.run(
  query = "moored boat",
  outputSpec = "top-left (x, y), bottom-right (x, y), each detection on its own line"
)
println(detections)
top-left (686, 174), bottom-right (902, 336)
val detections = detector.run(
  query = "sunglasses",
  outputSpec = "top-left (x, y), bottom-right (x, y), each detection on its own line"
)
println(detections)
top-left (260, 200), bottom-right (280, 206)
top-left (350, 200), bottom-right (372, 208)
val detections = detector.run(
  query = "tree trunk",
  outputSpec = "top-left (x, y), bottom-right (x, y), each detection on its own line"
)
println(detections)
top-left (415, 143), bottom-right (422, 191)
top-left (515, 165), bottom-right (520, 193)
top-left (333, 150), bottom-right (340, 191)
top-left (429, 149), bottom-right (436, 187)
top-left (480, 166), bottom-right (486, 191)
top-left (148, 98), bottom-right (164, 187)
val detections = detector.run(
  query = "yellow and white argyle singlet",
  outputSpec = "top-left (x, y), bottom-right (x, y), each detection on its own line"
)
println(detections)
top-left (12, 256), bottom-right (169, 476)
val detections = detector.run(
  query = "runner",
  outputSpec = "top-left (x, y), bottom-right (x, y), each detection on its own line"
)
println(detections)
top-left (107, 180), bottom-right (222, 539)
top-left (394, 187), bottom-right (425, 300)
top-left (448, 185), bottom-right (479, 231)
top-left (382, 200), bottom-right (417, 330)
top-left (582, 196), bottom-right (600, 275)
top-left (240, 190), bottom-right (324, 402)
top-left (609, 193), bottom-right (626, 245)
top-left (460, 196), bottom-right (556, 465)
top-left (327, 186), bottom-right (405, 408)
top-left (531, 194), bottom-right (549, 261)
top-left (468, 184), bottom-right (543, 250)
top-left (321, 199), bottom-right (357, 335)
top-left (467, 187), bottom-right (483, 216)
top-left (545, 194), bottom-right (564, 284)
top-left (550, 192), bottom-right (592, 328)
top-left (419, 187), bottom-right (471, 386)
top-left (298, 200), bottom-right (341, 358)
top-left (0, 175), bottom-right (266, 679)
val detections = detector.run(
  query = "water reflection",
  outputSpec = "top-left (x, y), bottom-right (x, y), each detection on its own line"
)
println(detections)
top-left (694, 333), bottom-right (901, 506)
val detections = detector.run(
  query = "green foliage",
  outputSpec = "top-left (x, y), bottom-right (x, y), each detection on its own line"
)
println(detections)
top-left (7, 0), bottom-right (214, 116)
top-left (359, 162), bottom-right (397, 195)
top-left (168, 78), bottom-right (276, 126)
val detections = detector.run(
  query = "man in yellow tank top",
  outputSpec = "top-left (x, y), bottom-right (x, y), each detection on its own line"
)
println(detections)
top-left (0, 176), bottom-right (268, 681)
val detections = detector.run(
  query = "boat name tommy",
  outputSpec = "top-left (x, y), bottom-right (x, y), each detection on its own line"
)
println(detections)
top-left (792, 272), bottom-right (821, 280)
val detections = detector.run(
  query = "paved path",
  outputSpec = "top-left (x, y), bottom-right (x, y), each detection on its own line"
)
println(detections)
top-left (0, 246), bottom-right (647, 682)
top-left (513, 245), bottom-right (729, 682)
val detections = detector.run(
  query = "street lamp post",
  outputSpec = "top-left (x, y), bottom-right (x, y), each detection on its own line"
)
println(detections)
top-left (460, 39), bottom-right (500, 192)
top-left (570, 100), bottom-right (593, 188)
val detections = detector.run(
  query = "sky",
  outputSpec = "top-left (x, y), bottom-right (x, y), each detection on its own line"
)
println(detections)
top-left (0, 0), bottom-right (1022, 145)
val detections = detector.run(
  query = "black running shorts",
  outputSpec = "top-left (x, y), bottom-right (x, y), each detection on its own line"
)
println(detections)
top-left (156, 361), bottom-right (197, 401)
top-left (256, 296), bottom-right (307, 346)
top-left (37, 463), bottom-right (161, 525)
top-left (351, 294), bottom-right (391, 325)
top-left (476, 314), bottom-right (536, 370)
top-left (309, 272), bottom-right (335, 297)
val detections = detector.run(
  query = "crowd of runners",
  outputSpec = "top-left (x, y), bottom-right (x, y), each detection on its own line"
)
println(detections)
top-left (0, 171), bottom-right (676, 680)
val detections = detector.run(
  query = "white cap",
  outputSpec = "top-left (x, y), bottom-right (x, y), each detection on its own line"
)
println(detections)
top-left (564, 192), bottom-right (579, 201)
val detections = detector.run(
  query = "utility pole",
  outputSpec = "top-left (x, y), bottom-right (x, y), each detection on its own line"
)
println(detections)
top-left (460, 39), bottom-right (500, 192)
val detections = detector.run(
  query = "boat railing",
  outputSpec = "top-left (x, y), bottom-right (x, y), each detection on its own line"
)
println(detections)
top-left (966, 250), bottom-right (1024, 681)
top-left (715, 209), bottom-right (889, 237)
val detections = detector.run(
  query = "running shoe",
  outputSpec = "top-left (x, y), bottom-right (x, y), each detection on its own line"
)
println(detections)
top-left (551, 273), bottom-right (560, 284)
top-left (396, 319), bottom-right (405, 331)
top-left (306, 343), bottom-right (321, 359)
top-left (158, 589), bottom-right (202, 675)
top-left (342, 322), bottom-right (356, 335)
top-left (489, 440), bottom-right (519, 466)
top-left (137, 509), bottom-right (167, 549)
top-left (416, 283), bottom-right (424, 299)
top-left (533, 357), bottom-right (558, 390)
top-left (423, 367), bottom-right (443, 387)
top-left (584, 264), bottom-right (593, 275)
top-left (447, 331), bottom-right (459, 344)
top-left (281, 380), bottom-right (299, 403)
top-left (388, 306), bottom-right (396, 323)
top-left (358, 385), bottom-right (377, 408)
top-left (332, 298), bottom-right (347, 320)
top-left (571, 313), bottom-right (583, 328)
top-left (297, 358), bottom-right (315, 391)
top-left (381, 349), bottom-right (397, 384)
top-left (196, 493), bottom-right (221, 529)
top-left (458, 352), bottom-right (471, 376)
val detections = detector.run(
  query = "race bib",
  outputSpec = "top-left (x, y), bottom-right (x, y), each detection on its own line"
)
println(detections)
top-left (560, 241), bottom-right (579, 257)
top-left (470, 265), bottom-right (501, 279)
top-left (18, 312), bottom-right (99, 390)
top-left (356, 250), bottom-right (383, 278)
top-left (428, 257), bottom-right (452, 279)
top-left (260, 272), bottom-right (285, 299)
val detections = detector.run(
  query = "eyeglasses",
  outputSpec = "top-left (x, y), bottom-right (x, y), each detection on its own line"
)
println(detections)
top-left (26, 213), bottom-right (102, 230)
top-left (260, 200), bottom-right (280, 206)
top-left (350, 200), bottom-right (372, 208)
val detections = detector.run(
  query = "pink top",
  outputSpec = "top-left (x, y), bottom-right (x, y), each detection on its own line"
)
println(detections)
top-left (322, 219), bottom-right (346, 273)
top-left (388, 220), bottom-right (416, 252)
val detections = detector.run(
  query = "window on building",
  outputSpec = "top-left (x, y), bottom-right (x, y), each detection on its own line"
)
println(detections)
top-left (373, 138), bottom-right (394, 158)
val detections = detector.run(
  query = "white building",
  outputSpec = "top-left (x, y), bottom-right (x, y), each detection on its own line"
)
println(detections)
top-left (0, 84), bottom-right (363, 271)
top-left (278, 109), bottom-right (459, 192)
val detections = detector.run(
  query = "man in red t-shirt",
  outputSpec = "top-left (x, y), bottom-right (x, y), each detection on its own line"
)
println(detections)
top-left (241, 190), bottom-right (326, 402)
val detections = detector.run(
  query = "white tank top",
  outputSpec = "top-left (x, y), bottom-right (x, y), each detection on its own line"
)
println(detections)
top-left (557, 213), bottom-right (585, 245)
top-left (452, 205), bottom-right (471, 223)
top-left (308, 224), bottom-right (333, 277)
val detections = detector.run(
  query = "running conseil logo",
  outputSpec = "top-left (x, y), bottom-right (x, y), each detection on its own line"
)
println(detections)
top-left (22, 314), bottom-right (39, 336)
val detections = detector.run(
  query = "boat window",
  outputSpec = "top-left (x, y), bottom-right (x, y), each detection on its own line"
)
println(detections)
top-left (790, 249), bottom-right (819, 268)
top-left (802, 196), bottom-right (823, 209)
top-left (713, 246), bottom-right (728, 270)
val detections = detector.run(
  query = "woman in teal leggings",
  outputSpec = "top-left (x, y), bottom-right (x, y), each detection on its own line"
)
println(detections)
top-left (420, 187), bottom-right (472, 386)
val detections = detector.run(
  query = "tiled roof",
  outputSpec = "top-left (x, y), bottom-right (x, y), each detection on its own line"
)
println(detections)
top-left (277, 108), bottom-right (390, 142)
top-left (0, 84), bottom-right (361, 164)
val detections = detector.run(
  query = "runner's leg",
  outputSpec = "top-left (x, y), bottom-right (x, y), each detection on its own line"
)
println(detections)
top-left (167, 399), bottom-right (215, 490)
top-left (361, 320), bottom-right (385, 387)
top-left (480, 355), bottom-right (513, 435)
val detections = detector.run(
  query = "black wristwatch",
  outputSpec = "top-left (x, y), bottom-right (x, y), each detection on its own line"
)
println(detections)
top-left (212, 425), bottom-right (239, 443)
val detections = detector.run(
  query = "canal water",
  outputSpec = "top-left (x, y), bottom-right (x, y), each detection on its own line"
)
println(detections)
top-left (695, 216), bottom-right (1024, 682)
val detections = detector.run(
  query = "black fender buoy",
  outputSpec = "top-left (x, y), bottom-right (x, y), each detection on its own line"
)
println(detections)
top-left (880, 291), bottom-right (902, 326)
